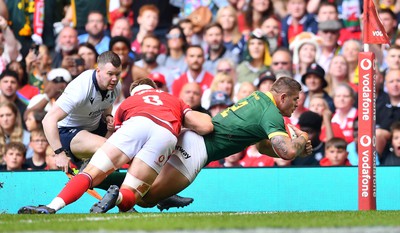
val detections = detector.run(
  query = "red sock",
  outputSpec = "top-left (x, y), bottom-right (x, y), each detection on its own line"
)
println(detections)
top-left (58, 173), bottom-right (92, 205)
top-left (117, 188), bottom-right (136, 212)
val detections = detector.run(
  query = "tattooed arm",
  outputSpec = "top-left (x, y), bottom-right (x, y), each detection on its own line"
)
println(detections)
top-left (256, 140), bottom-right (279, 158)
top-left (256, 131), bottom-right (312, 160)
top-left (270, 135), bottom-right (309, 160)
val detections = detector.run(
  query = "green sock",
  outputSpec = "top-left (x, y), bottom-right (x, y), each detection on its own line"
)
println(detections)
top-left (95, 171), bottom-right (126, 190)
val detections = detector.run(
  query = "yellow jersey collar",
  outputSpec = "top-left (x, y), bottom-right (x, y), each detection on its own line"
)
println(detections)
top-left (265, 92), bottom-right (277, 106)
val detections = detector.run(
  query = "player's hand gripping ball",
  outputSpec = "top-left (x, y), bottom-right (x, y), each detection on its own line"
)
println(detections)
top-left (286, 124), bottom-right (298, 139)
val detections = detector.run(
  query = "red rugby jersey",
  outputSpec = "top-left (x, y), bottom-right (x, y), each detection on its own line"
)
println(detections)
top-left (114, 88), bottom-right (191, 136)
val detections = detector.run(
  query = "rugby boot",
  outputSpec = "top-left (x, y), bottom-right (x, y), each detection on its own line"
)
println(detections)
top-left (157, 195), bottom-right (194, 212)
top-left (18, 205), bottom-right (56, 214)
top-left (90, 185), bottom-right (119, 213)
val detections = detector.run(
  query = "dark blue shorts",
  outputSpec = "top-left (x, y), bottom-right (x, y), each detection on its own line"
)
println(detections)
top-left (59, 120), bottom-right (107, 163)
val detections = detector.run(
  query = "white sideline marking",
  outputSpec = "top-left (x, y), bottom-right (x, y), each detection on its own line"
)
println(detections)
top-left (11, 212), bottom-right (277, 224)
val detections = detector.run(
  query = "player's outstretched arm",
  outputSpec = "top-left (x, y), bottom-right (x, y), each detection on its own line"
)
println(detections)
top-left (183, 111), bottom-right (213, 135)
top-left (257, 126), bottom-right (312, 160)
top-left (256, 140), bottom-right (280, 158)
top-left (256, 137), bottom-right (308, 159)
top-left (269, 134), bottom-right (310, 160)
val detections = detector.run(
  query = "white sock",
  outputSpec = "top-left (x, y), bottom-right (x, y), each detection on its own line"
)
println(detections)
top-left (47, 197), bottom-right (66, 211)
top-left (116, 192), bottom-right (123, 205)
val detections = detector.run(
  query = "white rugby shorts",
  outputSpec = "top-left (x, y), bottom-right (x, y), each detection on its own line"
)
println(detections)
top-left (107, 116), bottom-right (177, 174)
top-left (167, 130), bottom-right (208, 182)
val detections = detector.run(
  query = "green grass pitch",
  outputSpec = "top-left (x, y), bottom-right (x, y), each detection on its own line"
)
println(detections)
top-left (1, 211), bottom-right (400, 232)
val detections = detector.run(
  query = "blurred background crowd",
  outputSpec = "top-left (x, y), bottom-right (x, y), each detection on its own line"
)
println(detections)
top-left (0, 0), bottom-right (400, 171)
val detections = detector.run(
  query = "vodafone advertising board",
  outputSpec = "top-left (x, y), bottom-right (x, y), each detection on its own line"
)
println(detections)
top-left (357, 52), bottom-right (377, 210)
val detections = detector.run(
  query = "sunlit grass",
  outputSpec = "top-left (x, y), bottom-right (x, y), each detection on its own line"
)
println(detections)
top-left (0, 211), bottom-right (399, 232)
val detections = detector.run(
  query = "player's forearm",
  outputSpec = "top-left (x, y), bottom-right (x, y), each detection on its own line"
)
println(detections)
top-left (42, 116), bottom-right (63, 152)
top-left (42, 106), bottom-right (68, 152)
top-left (256, 140), bottom-right (280, 158)
top-left (289, 136), bottom-right (309, 158)
top-left (271, 135), bottom-right (307, 160)
top-left (183, 111), bottom-right (214, 135)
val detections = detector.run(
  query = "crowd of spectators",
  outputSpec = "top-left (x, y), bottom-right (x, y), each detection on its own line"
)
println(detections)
top-left (1, 0), bottom-right (400, 171)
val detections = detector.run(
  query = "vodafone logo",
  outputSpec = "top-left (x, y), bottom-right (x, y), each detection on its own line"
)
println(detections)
top-left (372, 30), bottom-right (384, 37)
top-left (360, 58), bottom-right (372, 70)
top-left (360, 135), bottom-right (371, 147)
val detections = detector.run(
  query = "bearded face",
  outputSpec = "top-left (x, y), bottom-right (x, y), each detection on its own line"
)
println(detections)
top-left (141, 38), bottom-right (160, 65)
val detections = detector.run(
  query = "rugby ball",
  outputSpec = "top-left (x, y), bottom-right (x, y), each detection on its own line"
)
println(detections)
top-left (285, 124), bottom-right (298, 139)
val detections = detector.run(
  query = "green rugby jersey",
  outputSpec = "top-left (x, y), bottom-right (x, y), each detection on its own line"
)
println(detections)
top-left (204, 91), bottom-right (289, 164)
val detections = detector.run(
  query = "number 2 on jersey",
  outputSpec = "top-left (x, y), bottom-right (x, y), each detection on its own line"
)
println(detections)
top-left (220, 100), bottom-right (248, 117)
top-left (143, 95), bottom-right (163, 106)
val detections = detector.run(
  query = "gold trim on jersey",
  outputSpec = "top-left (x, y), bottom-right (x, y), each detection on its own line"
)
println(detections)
top-left (268, 131), bottom-right (289, 139)
top-left (264, 92), bottom-right (277, 106)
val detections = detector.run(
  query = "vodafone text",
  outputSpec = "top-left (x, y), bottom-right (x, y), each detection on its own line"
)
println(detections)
top-left (359, 136), bottom-right (376, 197)
top-left (372, 30), bottom-right (384, 37)
top-left (359, 57), bottom-right (377, 198)
top-left (359, 58), bottom-right (374, 121)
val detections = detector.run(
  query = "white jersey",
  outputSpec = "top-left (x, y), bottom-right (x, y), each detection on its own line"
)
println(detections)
top-left (56, 70), bottom-right (121, 131)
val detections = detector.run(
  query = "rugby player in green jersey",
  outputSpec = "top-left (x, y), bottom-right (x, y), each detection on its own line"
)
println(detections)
top-left (93, 76), bottom-right (313, 211)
